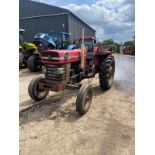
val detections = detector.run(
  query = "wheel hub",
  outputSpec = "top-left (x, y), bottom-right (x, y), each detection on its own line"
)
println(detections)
top-left (35, 85), bottom-right (47, 98)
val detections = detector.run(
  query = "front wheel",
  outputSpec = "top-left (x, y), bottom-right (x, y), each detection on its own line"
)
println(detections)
top-left (99, 56), bottom-right (115, 90)
top-left (76, 83), bottom-right (93, 115)
top-left (28, 77), bottom-right (49, 101)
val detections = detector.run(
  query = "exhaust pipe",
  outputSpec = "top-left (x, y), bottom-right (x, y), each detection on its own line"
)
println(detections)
top-left (81, 28), bottom-right (85, 69)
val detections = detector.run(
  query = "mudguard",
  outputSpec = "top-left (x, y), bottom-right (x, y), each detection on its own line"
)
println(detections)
top-left (25, 43), bottom-right (37, 51)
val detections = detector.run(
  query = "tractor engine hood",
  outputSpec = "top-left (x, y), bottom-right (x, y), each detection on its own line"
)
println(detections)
top-left (40, 48), bottom-right (87, 65)
top-left (33, 33), bottom-right (56, 48)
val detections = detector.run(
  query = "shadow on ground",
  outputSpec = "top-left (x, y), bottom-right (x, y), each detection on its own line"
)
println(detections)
top-left (19, 69), bottom-right (42, 77)
top-left (100, 118), bottom-right (134, 155)
top-left (19, 84), bottom-right (106, 126)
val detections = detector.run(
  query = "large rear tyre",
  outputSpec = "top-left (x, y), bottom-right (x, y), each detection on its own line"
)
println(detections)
top-left (28, 77), bottom-right (49, 101)
top-left (28, 55), bottom-right (41, 72)
top-left (19, 52), bottom-right (25, 69)
top-left (99, 56), bottom-right (115, 90)
top-left (76, 83), bottom-right (93, 115)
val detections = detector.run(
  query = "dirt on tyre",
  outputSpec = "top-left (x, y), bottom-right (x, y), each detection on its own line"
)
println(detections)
top-left (28, 76), bottom-right (49, 101)
top-left (28, 55), bottom-right (41, 72)
top-left (76, 83), bottom-right (93, 115)
top-left (99, 56), bottom-right (115, 90)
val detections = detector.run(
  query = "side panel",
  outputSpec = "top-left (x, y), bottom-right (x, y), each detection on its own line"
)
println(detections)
top-left (19, 0), bottom-right (68, 18)
top-left (20, 14), bottom-right (68, 42)
top-left (68, 13), bottom-right (95, 41)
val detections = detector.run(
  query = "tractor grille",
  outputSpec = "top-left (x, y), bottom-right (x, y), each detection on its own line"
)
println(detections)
top-left (41, 52), bottom-right (59, 62)
top-left (45, 64), bottom-right (66, 83)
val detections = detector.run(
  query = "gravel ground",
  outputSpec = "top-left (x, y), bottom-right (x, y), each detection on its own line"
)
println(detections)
top-left (19, 54), bottom-right (135, 155)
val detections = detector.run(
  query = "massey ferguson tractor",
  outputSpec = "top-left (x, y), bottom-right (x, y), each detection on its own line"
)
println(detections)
top-left (28, 35), bottom-right (115, 115)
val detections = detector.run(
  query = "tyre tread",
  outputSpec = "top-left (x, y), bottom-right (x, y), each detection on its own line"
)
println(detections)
top-left (99, 56), bottom-right (115, 90)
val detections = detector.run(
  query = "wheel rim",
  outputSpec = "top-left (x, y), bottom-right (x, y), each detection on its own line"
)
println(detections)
top-left (35, 84), bottom-right (47, 98)
top-left (84, 90), bottom-right (92, 111)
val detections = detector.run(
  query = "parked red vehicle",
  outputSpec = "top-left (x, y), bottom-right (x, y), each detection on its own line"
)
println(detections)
top-left (28, 36), bottom-right (115, 115)
top-left (123, 45), bottom-right (135, 55)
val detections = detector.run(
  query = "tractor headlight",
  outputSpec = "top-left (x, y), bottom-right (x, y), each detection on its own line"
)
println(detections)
top-left (41, 66), bottom-right (46, 74)
top-left (56, 68), bottom-right (65, 74)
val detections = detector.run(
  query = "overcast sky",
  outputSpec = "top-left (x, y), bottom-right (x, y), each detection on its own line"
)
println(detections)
top-left (33, 0), bottom-right (135, 42)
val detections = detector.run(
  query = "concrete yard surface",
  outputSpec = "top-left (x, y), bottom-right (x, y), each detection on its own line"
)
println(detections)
top-left (19, 54), bottom-right (135, 155)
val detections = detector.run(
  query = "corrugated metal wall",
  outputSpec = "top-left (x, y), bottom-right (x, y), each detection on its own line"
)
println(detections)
top-left (20, 14), bottom-right (68, 42)
top-left (68, 13), bottom-right (95, 40)
top-left (19, 0), bottom-right (95, 42)
top-left (19, 0), bottom-right (68, 18)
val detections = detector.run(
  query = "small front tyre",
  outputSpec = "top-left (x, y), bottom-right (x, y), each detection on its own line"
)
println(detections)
top-left (76, 83), bottom-right (93, 115)
top-left (28, 77), bottom-right (49, 101)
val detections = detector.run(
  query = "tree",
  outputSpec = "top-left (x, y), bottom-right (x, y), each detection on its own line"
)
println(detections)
top-left (102, 39), bottom-right (114, 45)
top-left (124, 41), bottom-right (134, 46)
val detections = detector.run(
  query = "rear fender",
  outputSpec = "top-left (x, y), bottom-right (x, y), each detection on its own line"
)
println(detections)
top-left (96, 47), bottom-right (112, 56)
top-left (25, 43), bottom-right (37, 51)
top-left (94, 49), bottom-right (113, 73)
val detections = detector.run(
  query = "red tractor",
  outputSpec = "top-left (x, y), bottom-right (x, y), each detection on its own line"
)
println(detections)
top-left (28, 36), bottom-right (115, 115)
top-left (123, 45), bottom-right (135, 55)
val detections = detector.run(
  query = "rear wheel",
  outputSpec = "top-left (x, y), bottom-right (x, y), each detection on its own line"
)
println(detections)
top-left (19, 52), bottom-right (24, 69)
top-left (28, 55), bottom-right (42, 72)
top-left (28, 77), bottom-right (49, 101)
top-left (76, 83), bottom-right (93, 115)
top-left (99, 56), bottom-right (115, 90)
top-left (19, 49), bottom-right (28, 69)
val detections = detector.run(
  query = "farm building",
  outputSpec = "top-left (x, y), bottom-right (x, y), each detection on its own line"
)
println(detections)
top-left (19, 0), bottom-right (96, 42)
